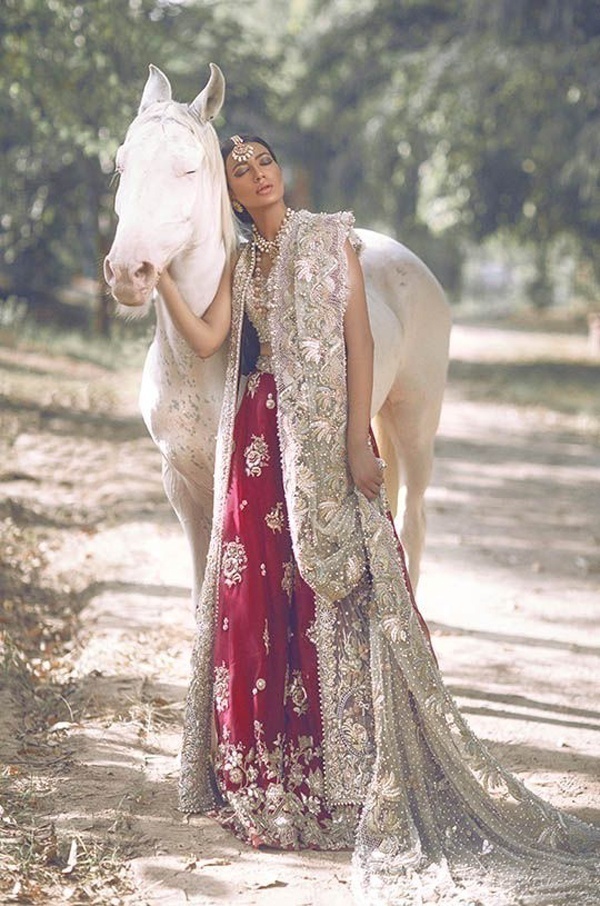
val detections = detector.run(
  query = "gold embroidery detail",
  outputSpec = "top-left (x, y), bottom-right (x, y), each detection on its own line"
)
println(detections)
top-left (305, 618), bottom-right (317, 647)
top-left (221, 537), bottom-right (248, 587)
top-left (265, 501), bottom-right (285, 533)
top-left (214, 664), bottom-right (230, 713)
top-left (214, 723), bottom-right (358, 849)
top-left (246, 372), bottom-right (261, 397)
top-left (281, 560), bottom-right (294, 599)
top-left (244, 434), bottom-right (270, 477)
top-left (285, 670), bottom-right (309, 716)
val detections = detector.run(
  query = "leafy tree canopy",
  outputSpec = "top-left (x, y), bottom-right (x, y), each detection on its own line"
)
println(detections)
top-left (1, 0), bottom-right (598, 319)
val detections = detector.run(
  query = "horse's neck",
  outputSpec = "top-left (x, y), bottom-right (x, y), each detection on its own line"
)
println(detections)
top-left (155, 171), bottom-right (227, 363)
top-left (171, 171), bottom-right (227, 314)
top-left (169, 234), bottom-right (225, 317)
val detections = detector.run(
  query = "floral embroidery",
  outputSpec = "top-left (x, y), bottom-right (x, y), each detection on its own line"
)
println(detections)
top-left (315, 581), bottom-right (375, 804)
top-left (246, 372), bottom-right (261, 398)
top-left (214, 664), bottom-right (230, 712)
top-left (285, 670), bottom-right (309, 716)
top-left (281, 560), bottom-right (294, 599)
top-left (265, 501), bottom-right (285, 533)
top-left (244, 434), bottom-right (270, 477)
top-left (214, 723), bottom-right (358, 850)
top-left (305, 618), bottom-right (317, 648)
top-left (295, 256), bottom-right (314, 282)
top-left (221, 537), bottom-right (248, 587)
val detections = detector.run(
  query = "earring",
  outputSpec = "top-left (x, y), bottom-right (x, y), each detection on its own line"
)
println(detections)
top-left (232, 199), bottom-right (244, 213)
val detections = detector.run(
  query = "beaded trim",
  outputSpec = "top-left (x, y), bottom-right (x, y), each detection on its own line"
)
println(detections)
top-left (252, 207), bottom-right (294, 259)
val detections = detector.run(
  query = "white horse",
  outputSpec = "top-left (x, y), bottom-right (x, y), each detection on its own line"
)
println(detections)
top-left (104, 64), bottom-right (451, 599)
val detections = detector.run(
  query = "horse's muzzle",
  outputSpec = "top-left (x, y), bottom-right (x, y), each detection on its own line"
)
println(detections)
top-left (103, 256), bottom-right (158, 306)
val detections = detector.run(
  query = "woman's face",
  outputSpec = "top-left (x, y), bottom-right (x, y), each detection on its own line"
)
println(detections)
top-left (225, 143), bottom-right (285, 216)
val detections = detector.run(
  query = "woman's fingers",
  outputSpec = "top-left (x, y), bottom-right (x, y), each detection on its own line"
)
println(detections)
top-left (357, 474), bottom-right (384, 500)
top-left (348, 446), bottom-right (385, 499)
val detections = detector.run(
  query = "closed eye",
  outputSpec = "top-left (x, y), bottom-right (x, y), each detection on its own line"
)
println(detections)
top-left (173, 146), bottom-right (203, 177)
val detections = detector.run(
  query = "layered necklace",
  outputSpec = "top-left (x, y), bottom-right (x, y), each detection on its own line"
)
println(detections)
top-left (251, 207), bottom-right (294, 260)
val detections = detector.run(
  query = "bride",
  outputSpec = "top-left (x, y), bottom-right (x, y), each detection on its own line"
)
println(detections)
top-left (157, 132), bottom-right (599, 904)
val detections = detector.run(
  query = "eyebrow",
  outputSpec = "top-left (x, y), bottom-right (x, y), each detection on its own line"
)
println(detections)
top-left (231, 151), bottom-right (272, 174)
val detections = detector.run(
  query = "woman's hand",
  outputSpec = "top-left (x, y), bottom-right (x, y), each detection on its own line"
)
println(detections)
top-left (157, 267), bottom-right (176, 295)
top-left (348, 439), bottom-right (384, 500)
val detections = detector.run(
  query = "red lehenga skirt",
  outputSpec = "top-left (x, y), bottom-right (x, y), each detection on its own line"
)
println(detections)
top-left (212, 370), bottom-right (361, 850)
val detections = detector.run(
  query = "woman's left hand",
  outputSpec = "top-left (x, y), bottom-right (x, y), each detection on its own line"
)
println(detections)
top-left (348, 441), bottom-right (385, 500)
top-left (157, 266), bottom-right (175, 294)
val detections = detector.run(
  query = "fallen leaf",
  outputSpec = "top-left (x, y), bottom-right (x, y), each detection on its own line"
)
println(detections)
top-left (47, 721), bottom-right (79, 733)
top-left (62, 838), bottom-right (78, 875)
top-left (253, 880), bottom-right (288, 890)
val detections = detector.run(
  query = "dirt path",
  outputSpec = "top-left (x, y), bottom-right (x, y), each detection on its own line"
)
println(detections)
top-left (1, 324), bottom-right (599, 905)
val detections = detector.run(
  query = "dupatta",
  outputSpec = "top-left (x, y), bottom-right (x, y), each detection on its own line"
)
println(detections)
top-left (180, 210), bottom-right (599, 904)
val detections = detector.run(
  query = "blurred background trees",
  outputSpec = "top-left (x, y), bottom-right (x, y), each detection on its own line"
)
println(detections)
top-left (1, 0), bottom-right (598, 332)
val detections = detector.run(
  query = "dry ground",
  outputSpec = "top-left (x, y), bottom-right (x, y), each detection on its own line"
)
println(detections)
top-left (1, 321), bottom-right (599, 905)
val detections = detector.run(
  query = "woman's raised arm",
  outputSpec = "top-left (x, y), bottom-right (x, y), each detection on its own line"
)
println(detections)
top-left (157, 263), bottom-right (232, 358)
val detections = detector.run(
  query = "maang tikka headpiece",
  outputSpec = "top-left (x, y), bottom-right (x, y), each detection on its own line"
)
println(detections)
top-left (229, 135), bottom-right (255, 163)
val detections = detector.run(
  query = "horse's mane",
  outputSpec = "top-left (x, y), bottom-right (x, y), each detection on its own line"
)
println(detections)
top-left (128, 101), bottom-right (238, 263)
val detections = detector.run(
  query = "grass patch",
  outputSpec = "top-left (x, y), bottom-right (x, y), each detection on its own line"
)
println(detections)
top-left (0, 792), bottom-right (134, 905)
top-left (0, 516), bottom-right (135, 905)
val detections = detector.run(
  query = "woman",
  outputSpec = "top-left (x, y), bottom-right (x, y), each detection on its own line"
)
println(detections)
top-left (158, 135), bottom-right (599, 904)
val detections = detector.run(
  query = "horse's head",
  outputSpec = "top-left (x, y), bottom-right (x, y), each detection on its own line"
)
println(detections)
top-left (104, 64), bottom-right (234, 311)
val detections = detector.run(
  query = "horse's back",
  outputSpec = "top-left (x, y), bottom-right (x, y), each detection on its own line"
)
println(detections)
top-left (357, 228), bottom-right (451, 416)
top-left (357, 227), bottom-right (450, 327)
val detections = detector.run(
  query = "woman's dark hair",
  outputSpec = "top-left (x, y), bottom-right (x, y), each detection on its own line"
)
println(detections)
top-left (220, 134), bottom-right (278, 225)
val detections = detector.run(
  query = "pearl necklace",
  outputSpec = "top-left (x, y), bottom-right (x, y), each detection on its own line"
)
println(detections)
top-left (252, 207), bottom-right (294, 258)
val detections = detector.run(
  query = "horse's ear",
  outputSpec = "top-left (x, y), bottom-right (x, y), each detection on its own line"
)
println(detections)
top-left (189, 63), bottom-right (225, 123)
top-left (139, 64), bottom-right (172, 114)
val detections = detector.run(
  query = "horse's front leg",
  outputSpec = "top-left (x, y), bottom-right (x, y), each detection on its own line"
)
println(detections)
top-left (162, 460), bottom-right (213, 607)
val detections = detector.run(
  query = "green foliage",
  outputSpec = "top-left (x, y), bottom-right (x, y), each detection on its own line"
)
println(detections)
top-left (281, 0), bottom-right (599, 301)
top-left (0, 0), bottom-right (201, 304)
top-left (1, 0), bottom-right (598, 320)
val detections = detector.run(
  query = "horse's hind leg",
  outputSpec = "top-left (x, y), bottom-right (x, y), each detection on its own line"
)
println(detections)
top-left (372, 408), bottom-right (401, 520)
top-left (374, 398), bottom-right (435, 590)
top-left (399, 431), bottom-right (434, 591)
